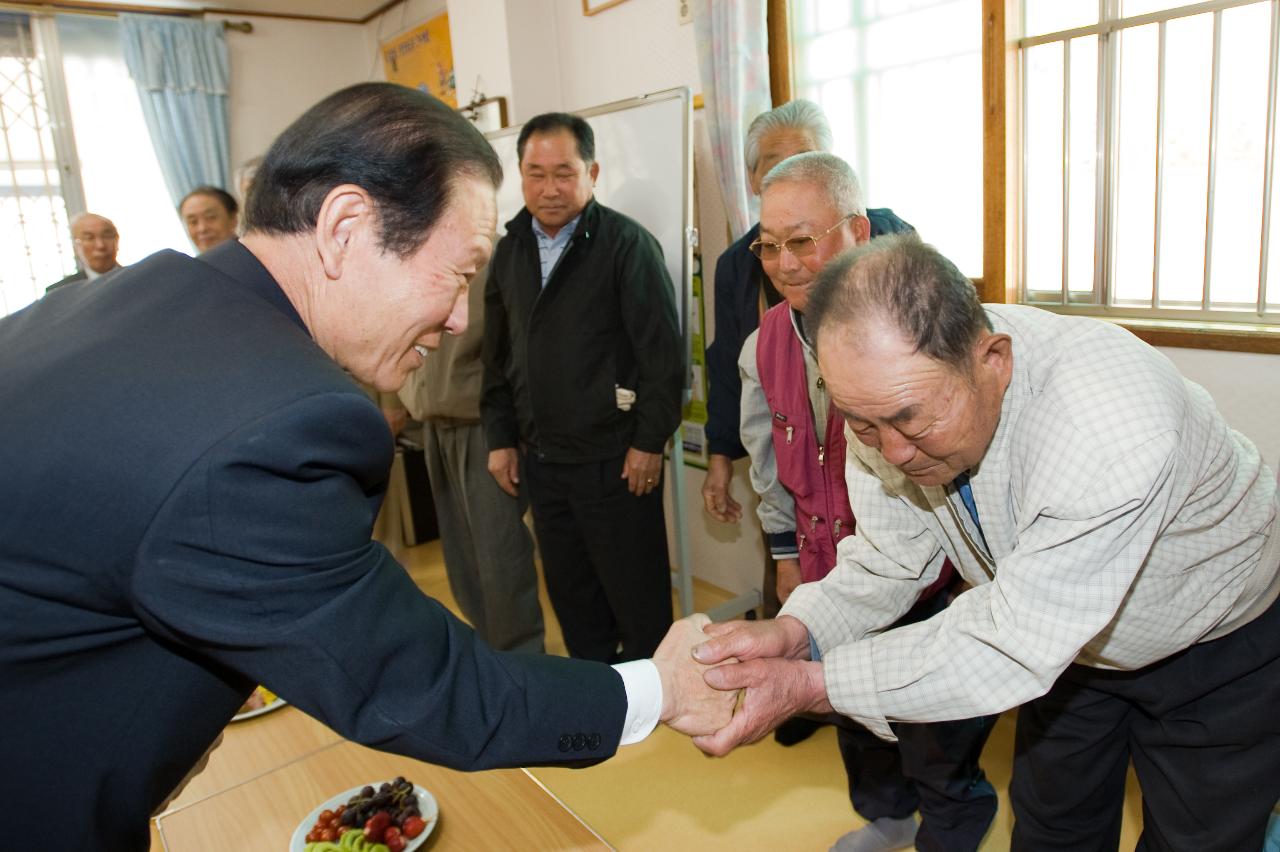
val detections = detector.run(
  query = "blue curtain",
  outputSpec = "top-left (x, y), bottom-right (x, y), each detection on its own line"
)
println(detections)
top-left (119, 13), bottom-right (230, 206)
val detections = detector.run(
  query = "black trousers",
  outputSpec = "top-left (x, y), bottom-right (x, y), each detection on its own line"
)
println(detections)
top-left (1011, 593), bottom-right (1280, 852)
top-left (836, 715), bottom-right (998, 852)
top-left (831, 587), bottom-right (999, 852)
top-left (524, 452), bottom-right (674, 662)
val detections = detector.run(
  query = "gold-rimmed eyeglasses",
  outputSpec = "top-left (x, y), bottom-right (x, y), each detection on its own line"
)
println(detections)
top-left (749, 213), bottom-right (857, 261)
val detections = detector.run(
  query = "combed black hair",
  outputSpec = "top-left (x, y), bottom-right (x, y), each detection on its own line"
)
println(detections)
top-left (180, 185), bottom-right (238, 217)
top-left (244, 82), bottom-right (502, 258)
top-left (516, 112), bottom-right (595, 165)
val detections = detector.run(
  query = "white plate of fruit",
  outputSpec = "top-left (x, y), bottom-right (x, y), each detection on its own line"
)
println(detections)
top-left (289, 777), bottom-right (437, 852)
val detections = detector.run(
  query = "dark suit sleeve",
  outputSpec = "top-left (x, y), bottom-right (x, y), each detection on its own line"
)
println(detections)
top-left (618, 229), bottom-right (684, 454)
top-left (867, 207), bottom-right (914, 237)
top-left (132, 391), bottom-right (625, 770)
top-left (480, 256), bottom-right (521, 452)
top-left (703, 241), bottom-right (749, 459)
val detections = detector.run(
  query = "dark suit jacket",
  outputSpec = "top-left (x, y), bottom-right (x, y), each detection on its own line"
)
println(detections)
top-left (45, 268), bottom-right (87, 293)
top-left (0, 240), bottom-right (626, 852)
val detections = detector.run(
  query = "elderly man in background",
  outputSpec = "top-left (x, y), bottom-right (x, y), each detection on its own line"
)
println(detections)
top-left (702, 99), bottom-right (911, 747)
top-left (739, 155), bottom-right (995, 852)
top-left (701, 100), bottom-right (910, 615)
top-left (695, 233), bottom-right (1280, 851)
top-left (399, 265), bottom-right (545, 653)
top-left (2, 83), bottom-right (732, 851)
top-left (482, 112), bottom-right (683, 664)
top-left (46, 212), bottom-right (122, 293)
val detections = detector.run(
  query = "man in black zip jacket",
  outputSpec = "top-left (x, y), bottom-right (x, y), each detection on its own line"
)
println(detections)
top-left (482, 112), bottom-right (683, 663)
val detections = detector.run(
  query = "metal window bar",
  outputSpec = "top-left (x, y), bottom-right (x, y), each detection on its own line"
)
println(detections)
top-left (1153, 20), bottom-right (1167, 309)
top-left (1092, 10), bottom-right (1111, 306)
top-left (1202, 9), bottom-right (1224, 311)
top-left (0, 12), bottom-right (80, 314)
top-left (1258, 0), bottom-right (1279, 315)
top-left (1020, 40), bottom-right (1029, 302)
top-left (1100, 0), bottom-right (1122, 309)
top-left (1062, 39), bottom-right (1071, 303)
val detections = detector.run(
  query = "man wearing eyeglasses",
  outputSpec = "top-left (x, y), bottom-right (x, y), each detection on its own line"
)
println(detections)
top-left (46, 212), bottom-right (122, 294)
top-left (736, 152), bottom-right (997, 852)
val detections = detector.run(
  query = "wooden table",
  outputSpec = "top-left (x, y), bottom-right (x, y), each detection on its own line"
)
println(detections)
top-left (154, 740), bottom-right (610, 850)
top-left (160, 703), bottom-right (342, 812)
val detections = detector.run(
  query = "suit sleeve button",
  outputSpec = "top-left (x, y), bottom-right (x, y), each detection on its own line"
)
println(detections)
top-left (572, 733), bottom-right (587, 751)
top-left (558, 735), bottom-right (572, 752)
top-left (588, 733), bottom-right (602, 750)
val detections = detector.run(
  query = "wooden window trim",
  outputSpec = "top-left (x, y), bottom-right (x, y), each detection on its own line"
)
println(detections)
top-left (770, 0), bottom-right (1278, 354)
top-left (767, 0), bottom-right (792, 107)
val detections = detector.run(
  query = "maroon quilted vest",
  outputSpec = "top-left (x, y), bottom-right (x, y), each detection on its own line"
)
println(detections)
top-left (756, 303), bottom-right (853, 583)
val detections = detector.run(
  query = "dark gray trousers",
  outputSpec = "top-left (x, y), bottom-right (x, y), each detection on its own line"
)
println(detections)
top-left (423, 421), bottom-right (544, 653)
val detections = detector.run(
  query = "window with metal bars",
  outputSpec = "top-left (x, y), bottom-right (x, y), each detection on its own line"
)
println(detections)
top-left (0, 12), bottom-right (77, 317)
top-left (1020, 0), bottom-right (1280, 326)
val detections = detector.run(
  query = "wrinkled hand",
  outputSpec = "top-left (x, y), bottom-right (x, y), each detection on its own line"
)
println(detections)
top-left (654, 614), bottom-right (739, 736)
top-left (775, 558), bottom-right (802, 604)
top-left (692, 614), bottom-right (812, 666)
top-left (692, 657), bottom-right (832, 756)
top-left (701, 454), bottom-right (743, 523)
top-left (487, 447), bottom-right (520, 497)
top-left (622, 448), bottom-right (663, 496)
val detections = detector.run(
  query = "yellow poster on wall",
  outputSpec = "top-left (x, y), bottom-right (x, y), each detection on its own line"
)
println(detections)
top-left (380, 13), bottom-right (456, 107)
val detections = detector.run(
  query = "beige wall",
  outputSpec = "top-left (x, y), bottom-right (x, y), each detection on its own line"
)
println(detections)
top-left (1158, 346), bottom-right (1280, 467)
top-left (211, 13), bottom-right (374, 175)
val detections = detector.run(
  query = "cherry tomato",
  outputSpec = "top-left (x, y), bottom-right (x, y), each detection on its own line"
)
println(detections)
top-left (320, 826), bottom-right (339, 842)
top-left (364, 811), bottom-right (392, 843)
top-left (384, 826), bottom-right (406, 852)
top-left (319, 809), bottom-right (335, 823)
top-left (305, 830), bottom-right (320, 843)
top-left (401, 815), bottom-right (426, 839)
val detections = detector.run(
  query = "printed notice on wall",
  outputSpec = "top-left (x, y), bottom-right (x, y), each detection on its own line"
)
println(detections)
top-left (381, 13), bottom-right (456, 107)
top-left (681, 257), bottom-right (708, 468)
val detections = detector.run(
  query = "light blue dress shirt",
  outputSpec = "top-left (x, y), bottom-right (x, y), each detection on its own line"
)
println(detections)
top-left (531, 213), bottom-right (583, 287)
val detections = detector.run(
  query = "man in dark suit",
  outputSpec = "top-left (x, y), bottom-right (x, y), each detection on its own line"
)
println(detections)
top-left (0, 83), bottom-right (731, 852)
top-left (45, 211), bottom-right (122, 293)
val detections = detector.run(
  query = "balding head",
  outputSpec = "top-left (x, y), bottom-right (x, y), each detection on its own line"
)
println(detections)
top-left (70, 213), bottom-right (120, 275)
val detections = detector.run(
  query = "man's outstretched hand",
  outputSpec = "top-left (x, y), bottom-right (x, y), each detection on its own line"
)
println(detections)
top-left (653, 614), bottom-right (739, 737)
top-left (692, 657), bottom-right (832, 756)
top-left (692, 614), bottom-right (812, 666)
top-left (688, 615), bottom-right (832, 757)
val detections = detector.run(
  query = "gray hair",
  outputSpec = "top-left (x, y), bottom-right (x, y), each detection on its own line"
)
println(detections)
top-left (744, 99), bottom-right (833, 173)
top-left (761, 151), bottom-right (866, 218)
top-left (808, 232), bottom-right (991, 372)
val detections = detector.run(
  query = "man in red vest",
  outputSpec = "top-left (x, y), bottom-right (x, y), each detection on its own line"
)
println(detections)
top-left (737, 152), bottom-right (996, 852)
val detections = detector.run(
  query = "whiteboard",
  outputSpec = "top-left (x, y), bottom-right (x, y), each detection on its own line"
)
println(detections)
top-left (486, 87), bottom-right (693, 351)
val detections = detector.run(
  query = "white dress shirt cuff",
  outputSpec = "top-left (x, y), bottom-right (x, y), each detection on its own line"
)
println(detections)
top-left (612, 659), bottom-right (663, 745)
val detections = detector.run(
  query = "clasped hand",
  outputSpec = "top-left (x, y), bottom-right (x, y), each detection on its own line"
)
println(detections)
top-left (656, 615), bottom-right (833, 756)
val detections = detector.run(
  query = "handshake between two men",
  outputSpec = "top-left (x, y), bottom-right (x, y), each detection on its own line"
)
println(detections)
top-left (654, 613), bottom-right (830, 754)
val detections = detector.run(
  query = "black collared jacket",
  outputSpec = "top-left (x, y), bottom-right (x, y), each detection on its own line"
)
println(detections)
top-left (482, 198), bottom-right (683, 463)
